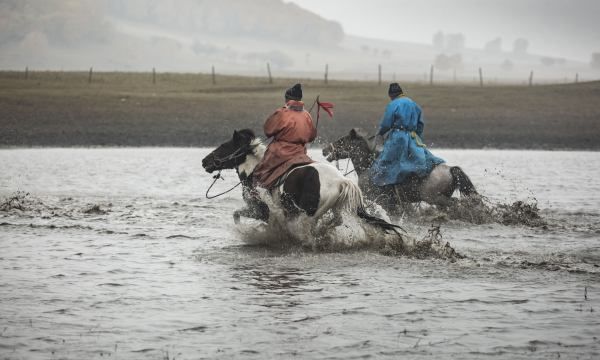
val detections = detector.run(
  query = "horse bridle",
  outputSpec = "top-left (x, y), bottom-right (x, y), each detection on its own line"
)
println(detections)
top-left (205, 142), bottom-right (258, 199)
top-left (325, 136), bottom-right (379, 175)
top-left (324, 142), bottom-right (338, 159)
top-left (210, 143), bottom-right (256, 169)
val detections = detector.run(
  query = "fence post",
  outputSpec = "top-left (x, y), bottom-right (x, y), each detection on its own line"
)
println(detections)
top-left (479, 67), bottom-right (484, 87)
top-left (152, 68), bottom-right (156, 85)
top-left (25, 66), bottom-right (29, 80)
top-left (429, 65), bottom-right (434, 86)
top-left (575, 73), bottom-right (579, 83)
top-left (88, 67), bottom-right (93, 84)
top-left (211, 65), bottom-right (216, 85)
top-left (266, 63), bottom-right (273, 84)
top-left (528, 70), bottom-right (534, 86)
top-left (453, 69), bottom-right (457, 83)
top-left (324, 64), bottom-right (329, 85)
top-left (378, 64), bottom-right (382, 85)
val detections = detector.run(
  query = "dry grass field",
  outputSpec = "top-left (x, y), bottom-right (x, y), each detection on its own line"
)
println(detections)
top-left (1, 71), bottom-right (599, 149)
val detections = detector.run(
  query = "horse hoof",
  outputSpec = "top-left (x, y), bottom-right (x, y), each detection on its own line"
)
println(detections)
top-left (233, 213), bottom-right (241, 225)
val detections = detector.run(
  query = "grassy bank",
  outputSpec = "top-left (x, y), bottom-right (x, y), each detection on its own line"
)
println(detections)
top-left (1, 71), bottom-right (599, 149)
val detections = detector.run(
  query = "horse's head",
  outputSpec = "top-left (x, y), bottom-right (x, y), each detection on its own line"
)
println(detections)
top-left (202, 129), bottom-right (256, 173)
top-left (323, 128), bottom-right (371, 162)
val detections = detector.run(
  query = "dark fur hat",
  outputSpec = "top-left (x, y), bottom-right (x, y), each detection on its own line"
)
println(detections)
top-left (285, 83), bottom-right (303, 101)
top-left (388, 83), bottom-right (403, 97)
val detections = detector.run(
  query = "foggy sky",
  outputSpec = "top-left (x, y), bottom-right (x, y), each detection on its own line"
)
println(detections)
top-left (288, 0), bottom-right (600, 61)
top-left (1, 0), bottom-right (599, 77)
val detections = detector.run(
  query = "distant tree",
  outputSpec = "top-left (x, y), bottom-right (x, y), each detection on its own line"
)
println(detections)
top-left (445, 33), bottom-right (465, 53)
top-left (540, 57), bottom-right (556, 66)
top-left (432, 31), bottom-right (444, 51)
top-left (382, 49), bottom-right (392, 59)
top-left (361, 45), bottom-right (370, 53)
top-left (484, 38), bottom-right (502, 55)
top-left (513, 38), bottom-right (529, 56)
top-left (501, 59), bottom-right (514, 71)
top-left (243, 50), bottom-right (293, 69)
top-left (267, 51), bottom-right (294, 69)
top-left (434, 53), bottom-right (462, 71)
top-left (591, 53), bottom-right (600, 69)
top-left (192, 41), bottom-right (219, 55)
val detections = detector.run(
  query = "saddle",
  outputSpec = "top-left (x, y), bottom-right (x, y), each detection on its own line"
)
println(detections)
top-left (270, 163), bottom-right (313, 191)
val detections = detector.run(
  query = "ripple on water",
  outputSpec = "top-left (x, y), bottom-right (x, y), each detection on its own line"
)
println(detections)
top-left (1, 149), bottom-right (600, 359)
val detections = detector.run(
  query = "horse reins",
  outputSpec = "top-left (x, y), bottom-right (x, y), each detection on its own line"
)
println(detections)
top-left (205, 171), bottom-right (243, 199)
top-left (205, 143), bottom-right (256, 199)
top-left (209, 144), bottom-right (252, 168)
top-left (325, 141), bottom-right (356, 177)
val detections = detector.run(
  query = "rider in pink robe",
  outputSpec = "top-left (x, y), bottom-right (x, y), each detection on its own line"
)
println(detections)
top-left (254, 84), bottom-right (317, 189)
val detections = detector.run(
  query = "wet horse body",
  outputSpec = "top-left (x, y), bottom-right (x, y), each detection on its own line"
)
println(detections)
top-left (323, 128), bottom-right (477, 211)
top-left (202, 129), bottom-right (399, 233)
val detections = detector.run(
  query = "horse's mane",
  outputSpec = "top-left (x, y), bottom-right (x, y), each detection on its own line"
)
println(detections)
top-left (351, 127), bottom-right (384, 157)
top-left (237, 128), bottom-right (256, 139)
top-left (352, 127), bottom-right (369, 139)
top-left (236, 129), bottom-right (265, 150)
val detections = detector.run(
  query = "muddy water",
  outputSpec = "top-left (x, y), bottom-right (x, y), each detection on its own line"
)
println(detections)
top-left (1, 148), bottom-right (599, 359)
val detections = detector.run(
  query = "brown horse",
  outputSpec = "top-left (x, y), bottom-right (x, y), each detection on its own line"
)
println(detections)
top-left (323, 128), bottom-right (478, 211)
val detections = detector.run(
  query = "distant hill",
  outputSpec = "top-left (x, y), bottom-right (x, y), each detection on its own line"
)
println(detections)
top-left (0, 0), bottom-right (344, 72)
top-left (106, 0), bottom-right (343, 46)
top-left (0, 0), bottom-right (597, 82)
top-left (0, 0), bottom-right (342, 48)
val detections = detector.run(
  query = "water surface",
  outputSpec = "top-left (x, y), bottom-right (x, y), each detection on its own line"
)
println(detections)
top-left (1, 148), bottom-right (599, 359)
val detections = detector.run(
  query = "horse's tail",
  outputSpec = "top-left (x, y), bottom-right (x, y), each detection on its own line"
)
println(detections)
top-left (450, 166), bottom-right (478, 197)
top-left (356, 207), bottom-right (404, 235)
top-left (336, 178), bottom-right (365, 213)
top-left (337, 179), bottom-right (403, 235)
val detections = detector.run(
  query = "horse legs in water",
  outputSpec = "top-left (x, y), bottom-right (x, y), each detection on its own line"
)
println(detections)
top-left (410, 164), bottom-right (479, 208)
top-left (449, 166), bottom-right (478, 197)
top-left (430, 165), bottom-right (479, 208)
top-left (233, 204), bottom-right (269, 224)
top-left (233, 196), bottom-right (270, 224)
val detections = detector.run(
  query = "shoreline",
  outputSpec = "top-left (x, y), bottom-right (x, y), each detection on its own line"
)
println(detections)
top-left (1, 145), bottom-right (598, 152)
top-left (1, 72), bottom-right (599, 150)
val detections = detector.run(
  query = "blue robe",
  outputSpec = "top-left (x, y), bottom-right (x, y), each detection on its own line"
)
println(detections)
top-left (370, 96), bottom-right (445, 187)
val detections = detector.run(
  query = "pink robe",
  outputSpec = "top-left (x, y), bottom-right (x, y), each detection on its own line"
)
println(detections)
top-left (254, 100), bottom-right (317, 188)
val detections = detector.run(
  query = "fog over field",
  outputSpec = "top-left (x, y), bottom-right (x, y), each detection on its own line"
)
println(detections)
top-left (1, 0), bottom-right (599, 82)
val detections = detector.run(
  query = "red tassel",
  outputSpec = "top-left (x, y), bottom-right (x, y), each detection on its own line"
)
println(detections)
top-left (316, 100), bottom-right (334, 122)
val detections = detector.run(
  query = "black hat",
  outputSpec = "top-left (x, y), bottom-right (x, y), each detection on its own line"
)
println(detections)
top-left (285, 83), bottom-right (303, 101)
top-left (388, 83), bottom-right (403, 97)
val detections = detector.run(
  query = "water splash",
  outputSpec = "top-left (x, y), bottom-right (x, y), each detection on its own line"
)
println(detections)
top-left (82, 204), bottom-right (111, 215)
top-left (0, 191), bottom-right (111, 218)
top-left (0, 191), bottom-right (40, 212)
top-left (235, 207), bottom-right (463, 261)
top-left (396, 195), bottom-right (546, 227)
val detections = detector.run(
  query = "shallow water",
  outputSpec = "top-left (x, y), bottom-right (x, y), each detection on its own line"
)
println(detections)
top-left (1, 148), bottom-right (599, 359)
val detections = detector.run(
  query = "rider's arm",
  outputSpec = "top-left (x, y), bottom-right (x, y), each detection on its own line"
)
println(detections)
top-left (308, 114), bottom-right (317, 142)
top-left (264, 109), bottom-right (284, 138)
top-left (377, 102), bottom-right (395, 136)
top-left (416, 105), bottom-right (424, 139)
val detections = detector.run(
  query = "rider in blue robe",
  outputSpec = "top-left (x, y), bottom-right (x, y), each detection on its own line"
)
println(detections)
top-left (370, 83), bottom-right (445, 187)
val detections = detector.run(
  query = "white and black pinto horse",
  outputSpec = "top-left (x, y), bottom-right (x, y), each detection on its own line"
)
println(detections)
top-left (322, 128), bottom-right (478, 211)
top-left (201, 129), bottom-right (400, 234)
